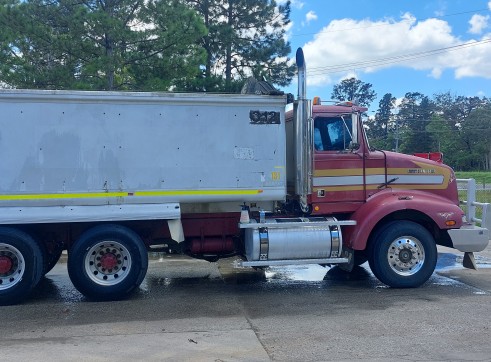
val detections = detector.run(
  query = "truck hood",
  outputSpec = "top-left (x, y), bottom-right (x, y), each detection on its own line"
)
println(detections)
top-left (380, 151), bottom-right (459, 206)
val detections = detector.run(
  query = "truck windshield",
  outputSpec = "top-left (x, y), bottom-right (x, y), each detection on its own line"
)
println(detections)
top-left (314, 116), bottom-right (353, 151)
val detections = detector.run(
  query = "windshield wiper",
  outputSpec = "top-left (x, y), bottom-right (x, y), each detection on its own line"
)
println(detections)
top-left (378, 177), bottom-right (399, 189)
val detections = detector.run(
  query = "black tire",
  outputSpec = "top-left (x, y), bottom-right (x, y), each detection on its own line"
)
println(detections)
top-left (0, 227), bottom-right (44, 305)
top-left (67, 224), bottom-right (148, 301)
top-left (353, 251), bottom-right (368, 266)
top-left (368, 221), bottom-right (437, 288)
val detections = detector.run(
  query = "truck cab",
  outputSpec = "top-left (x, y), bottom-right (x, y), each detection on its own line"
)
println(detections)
top-left (299, 99), bottom-right (472, 255)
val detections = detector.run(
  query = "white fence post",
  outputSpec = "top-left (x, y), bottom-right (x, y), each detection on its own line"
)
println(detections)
top-left (467, 178), bottom-right (476, 224)
top-left (457, 178), bottom-right (490, 229)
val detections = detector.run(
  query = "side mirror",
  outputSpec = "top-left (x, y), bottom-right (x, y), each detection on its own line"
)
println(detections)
top-left (349, 113), bottom-right (359, 150)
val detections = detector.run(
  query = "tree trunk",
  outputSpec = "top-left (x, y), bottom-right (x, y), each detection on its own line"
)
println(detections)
top-left (203, 0), bottom-right (212, 80)
top-left (225, 0), bottom-right (233, 92)
top-left (487, 146), bottom-right (491, 170)
top-left (105, 32), bottom-right (114, 90)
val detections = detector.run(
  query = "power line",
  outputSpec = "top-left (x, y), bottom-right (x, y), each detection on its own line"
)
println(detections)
top-left (306, 39), bottom-right (491, 75)
top-left (290, 8), bottom-right (490, 38)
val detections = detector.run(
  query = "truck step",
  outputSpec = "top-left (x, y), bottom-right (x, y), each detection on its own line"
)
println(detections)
top-left (237, 257), bottom-right (349, 268)
top-left (239, 219), bottom-right (356, 230)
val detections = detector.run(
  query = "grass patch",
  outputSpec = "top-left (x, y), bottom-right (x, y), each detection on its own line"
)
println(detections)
top-left (455, 171), bottom-right (491, 184)
top-left (456, 171), bottom-right (491, 204)
top-left (460, 190), bottom-right (491, 204)
top-left (476, 190), bottom-right (491, 204)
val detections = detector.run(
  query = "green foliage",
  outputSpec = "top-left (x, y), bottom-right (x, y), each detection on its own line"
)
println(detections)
top-left (430, 92), bottom-right (490, 171)
top-left (0, 0), bottom-right (206, 90)
top-left (397, 92), bottom-right (436, 154)
top-left (331, 77), bottom-right (377, 108)
top-left (460, 106), bottom-right (491, 170)
top-left (1, 0), bottom-right (293, 92)
top-left (366, 90), bottom-right (491, 171)
top-left (365, 89), bottom-right (491, 171)
top-left (455, 171), bottom-right (491, 184)
top-left (366, 93), bottom-right (396, 150)
top-left (182, 0), bottom-right (295, 92)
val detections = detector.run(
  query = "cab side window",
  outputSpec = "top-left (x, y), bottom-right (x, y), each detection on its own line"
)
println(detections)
top-left (314, 116), bottom-right (353, 151)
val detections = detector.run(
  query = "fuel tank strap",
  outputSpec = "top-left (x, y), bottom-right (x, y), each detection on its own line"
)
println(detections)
top-left (259, 228), bottom-right (269, 261)
top-left (238, 258), bottom-right (349, 267)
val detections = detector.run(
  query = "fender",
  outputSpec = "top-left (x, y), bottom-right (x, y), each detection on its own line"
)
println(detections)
top-left (345, 189), bottom-right (464, 250)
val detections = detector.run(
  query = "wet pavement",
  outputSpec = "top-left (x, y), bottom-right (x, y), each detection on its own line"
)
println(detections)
top-left (1, 246), bottom-right (491, 361)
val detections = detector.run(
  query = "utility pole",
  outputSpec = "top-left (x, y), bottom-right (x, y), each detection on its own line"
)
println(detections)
top-left (395, 118), bottom-right (399, 153)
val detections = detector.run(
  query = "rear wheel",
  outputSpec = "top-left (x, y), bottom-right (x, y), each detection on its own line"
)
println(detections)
top-left (68, 224), bottom-right (148, 301)
top-left (0, 227), bottom-right (44, 305)
top-left (368, 221), bottom-right (437, 288)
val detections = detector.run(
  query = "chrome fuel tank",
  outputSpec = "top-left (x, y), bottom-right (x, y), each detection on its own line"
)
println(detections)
top-left (244, 217), bottom-right (342, 261)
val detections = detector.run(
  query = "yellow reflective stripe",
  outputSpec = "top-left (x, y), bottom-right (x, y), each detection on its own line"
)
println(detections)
top-left (134, 190), bottom-right (263, 197)
top-left (0, 189), bottom-right (263, 201)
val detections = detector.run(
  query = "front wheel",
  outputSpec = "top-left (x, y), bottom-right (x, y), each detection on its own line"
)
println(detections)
top-left (68, 224), bottom-right (148, 301)
top-left (368, 221), bottom-right (437, 288)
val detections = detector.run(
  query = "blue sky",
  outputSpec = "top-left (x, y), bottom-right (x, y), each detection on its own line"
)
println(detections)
top-left (279, 0), bottom-right (491, 112)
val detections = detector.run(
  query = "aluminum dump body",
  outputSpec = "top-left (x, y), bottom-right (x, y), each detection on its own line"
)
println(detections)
top-left (0, 90), bottom-right (286, 210)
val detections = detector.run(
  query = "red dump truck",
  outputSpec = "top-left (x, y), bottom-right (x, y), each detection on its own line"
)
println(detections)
top-left (0, 48), bottom-right (488, 305)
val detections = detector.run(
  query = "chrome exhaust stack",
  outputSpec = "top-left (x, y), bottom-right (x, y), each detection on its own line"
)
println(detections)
top-left (294, 48), bottom-right (312, 212)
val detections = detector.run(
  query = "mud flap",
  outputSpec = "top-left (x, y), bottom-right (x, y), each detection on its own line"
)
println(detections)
top-left (338, 248), bottom-right (354, 272)
top-left (463, 252), bottom-right (477, 270)
top-left (168, 219), bottom-right (184, 243)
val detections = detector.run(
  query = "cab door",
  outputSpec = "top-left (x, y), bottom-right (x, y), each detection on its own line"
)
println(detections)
top-left (311, 112), bottom-right (385, 214)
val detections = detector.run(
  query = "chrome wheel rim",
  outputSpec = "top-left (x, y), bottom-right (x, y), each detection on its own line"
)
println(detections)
top-left (387, 236), bottom-right (425, 276)
top-left (85, 241), bottom-right (132, 286)
top-left (0, 243), bottom-right (25, 290)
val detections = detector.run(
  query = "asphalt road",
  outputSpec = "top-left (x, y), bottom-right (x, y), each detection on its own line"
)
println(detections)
top-left (1, 246), bottom-right (491, 362)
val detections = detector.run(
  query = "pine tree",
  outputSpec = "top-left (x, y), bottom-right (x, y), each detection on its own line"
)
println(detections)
top-left (181, 0), bottom-right (295, 92)
top-left (366, 93), bottom-right (396, 150)
top-left (330, 78), bottom-right (377, 108)
top-left (461, 106), bottom-right (491, 170)
top-left (0, 0), bottom-right (206, 90)
top-left (397, 92), bottom-right (435, 154)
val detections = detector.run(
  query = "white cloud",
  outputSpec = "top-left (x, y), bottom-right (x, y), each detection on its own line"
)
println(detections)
top-left (302, 13), bottom-right (491, 87)
top-left (489, 1), bottom-right (491, 10)
top-left (468, 14), bottom-right (489, 34)
top-left (305, 11), bottom-right (317, 24)
top-left (430, 67), bottom-right (443, 79)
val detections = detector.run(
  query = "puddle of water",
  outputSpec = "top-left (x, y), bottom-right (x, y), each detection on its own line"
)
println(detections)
top-left (436, 252), bottom-right (491, 272)
top-left (265, 265), bottom-right (328, 281)
top-left (473, 291), bottom-right (487, 295)
top-left (430, 277), bottom-right (463, 287)
top-left (264, 264), bottom-right (374, 283)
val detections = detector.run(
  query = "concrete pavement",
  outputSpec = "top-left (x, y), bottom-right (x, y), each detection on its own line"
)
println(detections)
top-left (1, 242), bottom-right (491, 361)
